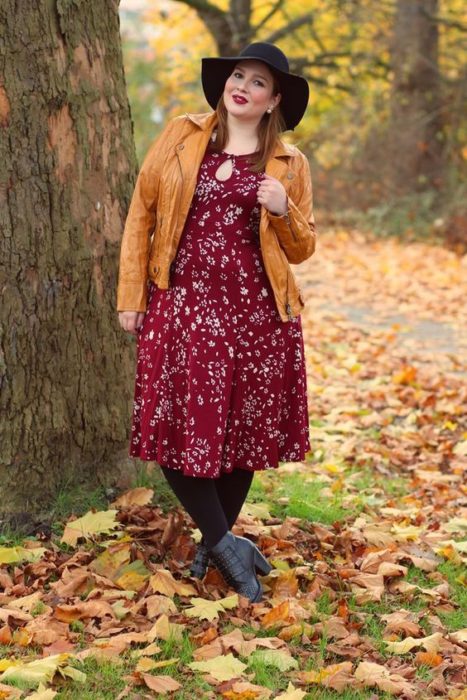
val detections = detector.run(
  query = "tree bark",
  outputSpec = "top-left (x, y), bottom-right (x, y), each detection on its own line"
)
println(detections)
top-left (389, 0), bottom-right (444, 193)
top-left (0, 0), bottom-right (137, 520)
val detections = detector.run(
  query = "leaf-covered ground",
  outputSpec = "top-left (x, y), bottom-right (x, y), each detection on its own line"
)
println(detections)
top-left (0, 232), bottom-right (466, 699)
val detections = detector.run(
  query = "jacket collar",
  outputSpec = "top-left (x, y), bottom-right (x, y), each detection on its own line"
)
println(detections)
top-left (184, 111), bottom-right (295, 160)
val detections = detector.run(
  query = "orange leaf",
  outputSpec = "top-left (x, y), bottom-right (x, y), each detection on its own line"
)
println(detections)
top-left (260, 600), bottom-right (290, 629)
top-left (392, 366), bottom-right (417, 385)
top-left (0, 625), bottom-right (12, 645)
top-left (415, 651), bottom-right (443, 667)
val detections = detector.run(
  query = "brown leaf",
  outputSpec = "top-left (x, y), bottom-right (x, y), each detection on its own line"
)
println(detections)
top-left (141, 673), bottom-right (182, 693)
top-left (111, 487), bottom-right (154, 508)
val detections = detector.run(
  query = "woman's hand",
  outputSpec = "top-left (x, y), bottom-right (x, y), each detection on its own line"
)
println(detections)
top-left (257, 174), bottom-right (288, 216)
top-left (118, 311), bottom-right (145, 336)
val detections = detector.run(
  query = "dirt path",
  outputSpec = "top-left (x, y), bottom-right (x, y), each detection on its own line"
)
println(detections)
top-left (295, 231), bottom-right (467, 376)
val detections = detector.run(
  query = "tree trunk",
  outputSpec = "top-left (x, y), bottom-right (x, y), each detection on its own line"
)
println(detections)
top-left (389, 0), bottom-right (444, 194)
top-left (0, 0), bottom-right (137, 522)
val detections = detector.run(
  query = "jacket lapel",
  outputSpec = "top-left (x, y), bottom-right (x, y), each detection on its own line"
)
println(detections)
top-left (266, 140), bottom-right (296, 190)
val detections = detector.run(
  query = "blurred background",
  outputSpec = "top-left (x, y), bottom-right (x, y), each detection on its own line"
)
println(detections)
top-left (119, 0), bottom-right (466, 246)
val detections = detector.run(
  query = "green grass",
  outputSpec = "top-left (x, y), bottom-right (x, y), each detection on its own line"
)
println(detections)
top-left (315, 590), bottom-right (334, 616)
top-left (347, 465), bottom-right (409, 499)
top-left (267, 471), bottom-right (355, 525)
top-left (437, 560), bottom-right (467, 630)
top-left (0, 527), bottom-right (28, 547)
top-left (245, 652), bottom-right (285, 690)
top-left (51, 483), bottom-right (109, 522)
top-left (55, 655), bottom-right (132, 699)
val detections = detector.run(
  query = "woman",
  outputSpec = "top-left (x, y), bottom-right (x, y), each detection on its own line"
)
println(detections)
top-left (117, 42), bottom-right (316, 603)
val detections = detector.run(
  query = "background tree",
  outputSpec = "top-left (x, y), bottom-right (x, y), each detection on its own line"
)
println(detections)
top-left (389, 0), bottom-right (444, 194)
top-left (0, 0), bottom-right (137, 525)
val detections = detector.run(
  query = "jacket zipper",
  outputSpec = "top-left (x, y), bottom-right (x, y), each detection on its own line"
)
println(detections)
top-left (284, 211), bottom-right (298, 242)
top-left (152, 215), bottom-right (163, 277)
top-left (285, 271), bottom-right (293, 321)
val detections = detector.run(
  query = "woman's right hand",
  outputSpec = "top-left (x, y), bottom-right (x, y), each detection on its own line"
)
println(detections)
top-left (118, 311), bottom-right (145, 336)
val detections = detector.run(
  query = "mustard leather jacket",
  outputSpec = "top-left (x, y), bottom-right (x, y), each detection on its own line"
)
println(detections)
top-left (117, 111), bottom-right (316, 322)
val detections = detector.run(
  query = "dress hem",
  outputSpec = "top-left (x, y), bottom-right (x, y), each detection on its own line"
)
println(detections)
top-left (127, 446), bottom-right (312, 478)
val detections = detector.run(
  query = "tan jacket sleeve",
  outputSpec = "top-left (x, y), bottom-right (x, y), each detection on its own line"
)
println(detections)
top-left (117, 118), bottom-right (179, 312)
top-left (267, 152), bottom-right (317, 265)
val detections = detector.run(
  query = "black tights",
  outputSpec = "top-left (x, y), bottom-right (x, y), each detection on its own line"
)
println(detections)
top-left (160, 466), bottom-right (254, 549)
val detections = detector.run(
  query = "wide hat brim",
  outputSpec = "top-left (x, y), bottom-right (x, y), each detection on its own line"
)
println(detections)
top-left (201, 52), bottom-right (309, 131)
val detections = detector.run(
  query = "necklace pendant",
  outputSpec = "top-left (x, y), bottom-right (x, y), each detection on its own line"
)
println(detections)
top-left (215, 158), bottom-right (233, 182)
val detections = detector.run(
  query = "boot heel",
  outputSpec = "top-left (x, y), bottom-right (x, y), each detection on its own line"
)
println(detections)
top-left (254, 549), bottom-right (272, 575)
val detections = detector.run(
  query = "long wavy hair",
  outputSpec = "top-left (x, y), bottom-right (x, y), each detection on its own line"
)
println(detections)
top-left (211, 75), bottom-right (286, 172)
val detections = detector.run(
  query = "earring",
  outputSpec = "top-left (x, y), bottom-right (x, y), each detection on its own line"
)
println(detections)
top-left (267, 107), bottom-right (273, 114)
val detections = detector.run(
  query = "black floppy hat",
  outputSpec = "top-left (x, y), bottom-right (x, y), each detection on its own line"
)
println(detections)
top-left (201, 42), bottom-right (309, 131)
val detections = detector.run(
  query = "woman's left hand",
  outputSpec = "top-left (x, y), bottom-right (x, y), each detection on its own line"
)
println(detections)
top-left (257, 174), bottom-right (288, 216)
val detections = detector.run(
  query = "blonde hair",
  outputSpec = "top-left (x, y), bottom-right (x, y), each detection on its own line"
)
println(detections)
top-left (212, 80), bottom-right (286, 172)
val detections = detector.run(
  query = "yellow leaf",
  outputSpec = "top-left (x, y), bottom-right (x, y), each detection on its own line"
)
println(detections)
top-left (275, 682), bottom-right (307, 699)
top-left (188, 653), bottom-right (247, 681)
top-left (391, 523), bottom-right (423, 542)
top-left (26, 685), bottom-right (58, 699)
top-left (184, 594), bottom-right (238, 621)
top-left (0, 546), bottom-right (47, 565)
top-left (0, 653), bottom-right (69, 689)
top-left (147, 614), bottom-right (185, 642)
top-left (90, 543), bottom-right (131, 578)
top-left (60, 666), bottom-right (86, 683)
top-left (61, 510), bottom-right (119, 547)
top-left (150, 569), bottom-right (197, 597)
top-left (114, 560), bottom-right (151, 591)
top-left (241, 502), bottom-right (272, 520)
top-left (385, 633), bottom-right (442, 654)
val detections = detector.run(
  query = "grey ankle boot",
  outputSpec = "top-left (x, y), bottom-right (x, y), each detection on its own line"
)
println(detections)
top-left (190, 537), bottom-right (273, 580)
top-left (208, 531), bottom-right (271, 603)
top-left (190, 541), bottom-right (210, 579)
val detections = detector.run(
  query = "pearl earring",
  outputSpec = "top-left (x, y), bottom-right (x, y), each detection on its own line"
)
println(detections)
top-left (267, 107), bottom-right (273, 114)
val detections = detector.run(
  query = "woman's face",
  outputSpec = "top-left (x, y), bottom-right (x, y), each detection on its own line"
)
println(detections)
top-left (223, 59), bottom-right (281, 124)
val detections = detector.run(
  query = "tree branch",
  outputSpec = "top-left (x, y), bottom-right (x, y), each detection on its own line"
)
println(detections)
top-left (421, 8), bottom-right (467, 32)
top-left (265, 12), bottom-right (314, 44)
top-left (252, 0), bottom-right (285, 35)
top-left (172, 0), bottom-right (224, 15)
top-left (172, 0), bottom-right (232, 55)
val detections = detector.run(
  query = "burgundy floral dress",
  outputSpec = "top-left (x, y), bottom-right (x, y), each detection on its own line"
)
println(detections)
top-left (130, 147), bottom-right (311, 478)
